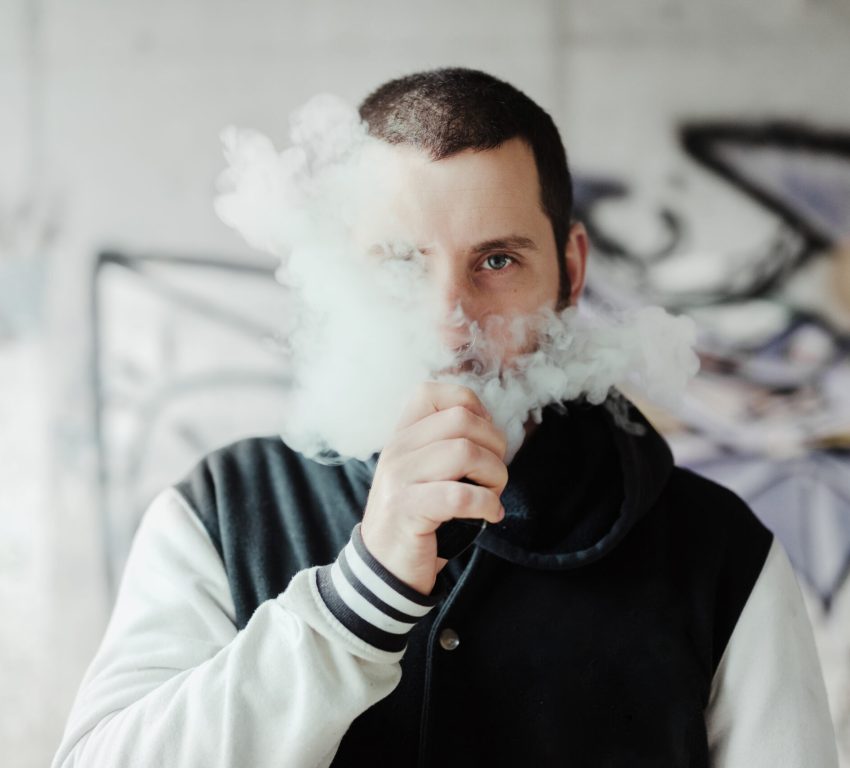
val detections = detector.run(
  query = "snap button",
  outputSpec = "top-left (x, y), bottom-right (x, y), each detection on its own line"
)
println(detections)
top-left (439, 627), bottom-right (460, 651)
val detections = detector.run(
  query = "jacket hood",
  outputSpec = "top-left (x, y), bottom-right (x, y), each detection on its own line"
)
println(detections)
top-left (352, 390), bottom-right (673, 571)
top-left (477, 391), bottom-right (674, 569)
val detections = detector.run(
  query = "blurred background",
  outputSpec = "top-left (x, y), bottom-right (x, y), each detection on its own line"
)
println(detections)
top-left (1, 0), bottom-right (849, 765)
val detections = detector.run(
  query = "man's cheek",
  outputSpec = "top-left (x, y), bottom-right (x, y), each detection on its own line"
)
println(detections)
top-left (482, 313), bottom-right (539, 359)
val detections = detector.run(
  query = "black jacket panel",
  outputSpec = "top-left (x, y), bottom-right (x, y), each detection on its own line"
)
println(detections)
top-left (175, 394), bottom-right (773, 767)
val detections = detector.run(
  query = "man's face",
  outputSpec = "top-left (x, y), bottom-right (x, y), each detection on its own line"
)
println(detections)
top-left (358, 136), bottom-right (587, 369)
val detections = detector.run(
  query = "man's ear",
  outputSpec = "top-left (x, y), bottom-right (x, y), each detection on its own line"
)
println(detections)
top-left (564, 221), bottom-right (589, 306)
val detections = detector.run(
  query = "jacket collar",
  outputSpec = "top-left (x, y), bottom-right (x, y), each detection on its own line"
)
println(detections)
top-left (350, 390), bottom-right (674, 571)
top-left (475, 390), bottom-right (674, 570)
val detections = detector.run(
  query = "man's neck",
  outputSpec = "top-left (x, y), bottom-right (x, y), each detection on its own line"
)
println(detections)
top-left (524, 416), bottom-right (541, 442)
top-left (515, 415), bottom-right (544, 457)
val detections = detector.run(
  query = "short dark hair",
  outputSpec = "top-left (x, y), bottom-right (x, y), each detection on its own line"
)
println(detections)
top-left (358, 67), bottom-right (574, 307)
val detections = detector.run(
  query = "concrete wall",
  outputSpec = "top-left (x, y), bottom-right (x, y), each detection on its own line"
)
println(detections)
top-left (2, 1), bottom-right (849, 765)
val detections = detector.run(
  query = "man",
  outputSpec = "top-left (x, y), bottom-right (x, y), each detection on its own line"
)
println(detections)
top-left (52, 68), bottom-right (838, 767)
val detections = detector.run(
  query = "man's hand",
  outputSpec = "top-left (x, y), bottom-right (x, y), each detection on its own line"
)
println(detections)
top-left (360, 382), bottom-right (508, 596)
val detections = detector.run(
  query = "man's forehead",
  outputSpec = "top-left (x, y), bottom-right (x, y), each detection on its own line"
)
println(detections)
top-left (353, 137), bottom-right (548, 252)
top-left (385, 145), bottom-right (541, 205)
top-left (379, 136), bottom-right (538, 185)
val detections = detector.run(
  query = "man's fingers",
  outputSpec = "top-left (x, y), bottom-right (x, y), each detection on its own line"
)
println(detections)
top-left (362, 380), bottom-right (502, 595)
top-left (400, 438), bottom-right (509, 495)
top-left (400, 481), bottom-right (505, 530)
top-left (392, 405), bottom-right (507, 461)
top-left (395, 381), bottom-right (491, 430)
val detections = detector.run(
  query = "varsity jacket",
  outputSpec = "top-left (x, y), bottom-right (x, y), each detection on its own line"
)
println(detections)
top-left (52, 394), bottom-right (839, 767)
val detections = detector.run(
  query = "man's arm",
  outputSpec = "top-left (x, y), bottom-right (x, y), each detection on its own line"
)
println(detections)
top-left (705, 536), bottom-right (839, 767)
top-left (51, 487), bottom-right (437, 768)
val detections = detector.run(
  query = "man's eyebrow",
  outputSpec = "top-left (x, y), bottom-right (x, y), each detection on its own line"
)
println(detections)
top-left (469, 235), bottom-right (538, 255)
top-left (378, 235), bottom-right (540, 257)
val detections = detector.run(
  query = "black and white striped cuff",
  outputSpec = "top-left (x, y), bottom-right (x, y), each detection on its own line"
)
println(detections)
top-left (315, 522), bottom-right (443, 653)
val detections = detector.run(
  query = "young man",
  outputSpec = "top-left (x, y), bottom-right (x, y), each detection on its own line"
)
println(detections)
top-left (53, 68), bottom-right (838, 767)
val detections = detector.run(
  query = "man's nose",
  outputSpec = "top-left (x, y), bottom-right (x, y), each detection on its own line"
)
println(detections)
top-left (432, 268), bottom-right (473, 350)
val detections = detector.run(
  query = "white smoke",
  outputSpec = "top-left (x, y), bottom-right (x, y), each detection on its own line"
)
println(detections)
top-left (438, 303), bottom-right (700, 458)
top-left (215, 94), bottom-right (700, 463)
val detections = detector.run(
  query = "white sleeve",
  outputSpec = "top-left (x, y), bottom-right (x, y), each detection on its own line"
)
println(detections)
top-left (706, 536), bottom-right (839, 767)
top-left (51, 487), bottom-right (439, 768)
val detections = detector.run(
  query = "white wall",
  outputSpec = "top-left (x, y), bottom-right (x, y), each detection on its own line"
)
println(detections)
top-left (2, 1), bottom-right (849, 765)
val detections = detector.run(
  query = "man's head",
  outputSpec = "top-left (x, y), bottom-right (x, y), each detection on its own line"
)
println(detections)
top-left (357, 67), bottom-right (587, 362)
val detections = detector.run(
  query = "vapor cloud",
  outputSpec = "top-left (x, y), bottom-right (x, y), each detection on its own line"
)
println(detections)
top-left (215, 94), bottom-right (700, 463)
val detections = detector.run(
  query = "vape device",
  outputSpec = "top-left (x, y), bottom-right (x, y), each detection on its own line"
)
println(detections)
top-left (434, 516), bottom-right (487, 559)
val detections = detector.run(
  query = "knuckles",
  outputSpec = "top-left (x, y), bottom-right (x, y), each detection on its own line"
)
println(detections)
top-left (447, 404), bottom-right (476, 431)
top-left (452, 437), bottom-right (478, 464)
top-left (445, 481), bottom-right (475, 512)
top-left (456, 389), bottom-right (486, 417)
top-left (417, 381), bottom-right (484, 414)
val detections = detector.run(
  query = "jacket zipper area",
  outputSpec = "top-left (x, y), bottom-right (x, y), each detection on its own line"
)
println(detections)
top-left (417, 544), bottom-right (484, 768)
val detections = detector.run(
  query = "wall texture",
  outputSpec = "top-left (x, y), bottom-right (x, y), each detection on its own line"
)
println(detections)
top-left (1, 1), bottom-right (849, 765)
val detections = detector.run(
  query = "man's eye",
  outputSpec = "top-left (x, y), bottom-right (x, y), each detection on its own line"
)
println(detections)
top-left (482, 253), bottom-right (514, 271)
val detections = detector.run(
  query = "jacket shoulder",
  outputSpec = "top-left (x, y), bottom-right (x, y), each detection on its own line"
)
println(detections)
top-left (663, 465), bottom-right (775, 670)
top-left (170, 435), bottom-right (369, 628)
top-left (173, 435), bottom-right (298, 549)
top-left (666, 465), bottom-right (772, 538)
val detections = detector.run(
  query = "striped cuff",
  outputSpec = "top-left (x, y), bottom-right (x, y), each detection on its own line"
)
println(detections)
top-left (315, 522), bottom-right (443, 653)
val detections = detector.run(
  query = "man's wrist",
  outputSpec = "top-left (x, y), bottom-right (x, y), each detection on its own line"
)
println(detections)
top-left (315, 523), bottom-right (442, 653)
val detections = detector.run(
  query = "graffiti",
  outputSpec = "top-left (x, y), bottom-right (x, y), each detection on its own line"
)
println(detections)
top-left (575, 121), bottom-right (850, 608)
top-left (91, 250), bottom-right (292, 592)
